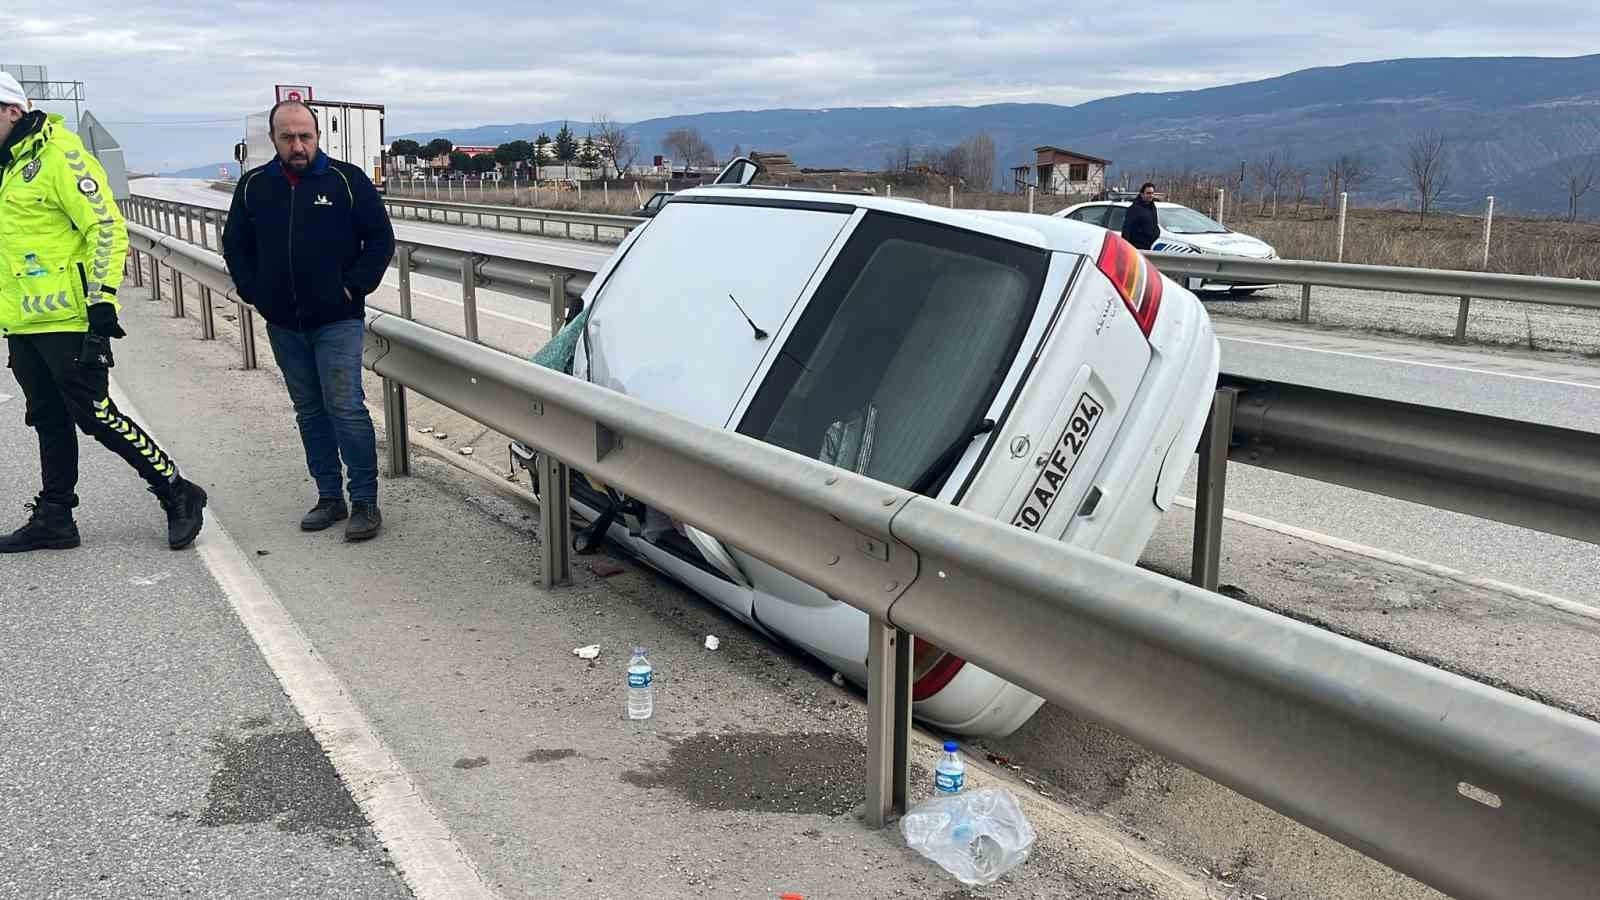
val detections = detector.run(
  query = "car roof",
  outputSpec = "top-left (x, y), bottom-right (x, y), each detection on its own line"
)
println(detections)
top-left (674, 185), bottom-right (1108, 256)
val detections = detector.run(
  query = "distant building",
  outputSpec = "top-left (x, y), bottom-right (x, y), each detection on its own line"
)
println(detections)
top-left (1012, 147), bottom-right (1111, 195)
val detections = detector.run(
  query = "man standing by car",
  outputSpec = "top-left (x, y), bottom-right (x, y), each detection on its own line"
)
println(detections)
top-left (1121, 182), bottom-right (1160, 251)
top-left (0, 72), bottom-right (207, 553)
top-left (222, 100), bottom-right (395, 541)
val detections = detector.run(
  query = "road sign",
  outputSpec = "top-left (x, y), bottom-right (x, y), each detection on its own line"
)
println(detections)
top-left (275, 84), bottom-right (313, 103)
top-left (233, 141), bottom-right (248, 164)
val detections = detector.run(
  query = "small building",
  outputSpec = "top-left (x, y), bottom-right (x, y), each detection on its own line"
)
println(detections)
top-left (1014, 147), bottom-right (1111, 196)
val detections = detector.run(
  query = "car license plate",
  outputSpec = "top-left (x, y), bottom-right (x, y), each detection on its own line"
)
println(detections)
top-left (1011, 393), bottom-right (1104, 532)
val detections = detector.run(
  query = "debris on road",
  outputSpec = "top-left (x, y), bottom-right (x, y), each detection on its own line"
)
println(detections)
top-left (572, 645), bottom-right (601, 660)
top-left (418, 426), bottom-right (434, 434)
top-left (459, 447), bottom-right (474, 456)
top-left (589, 559), bottom-right (627, 578)
top-left (704, 635), bottom-right (720, 651)
top-left (433, 432), bottom-right (449, 440)
top-left (831, 672), bottom-right (846, 688)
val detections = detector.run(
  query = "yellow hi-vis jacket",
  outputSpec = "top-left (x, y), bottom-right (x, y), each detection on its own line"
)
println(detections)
top-left (0, 113), bottom-right (127, 336)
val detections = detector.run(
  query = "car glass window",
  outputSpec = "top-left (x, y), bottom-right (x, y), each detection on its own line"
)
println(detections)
top-left (1158, 206), bottom-right (1228, 234)
top-left (1071, 206), bottom-right (1108, 227)
top-left (1105, 207), bottom-right (1127, 231)
top-left (739, 212), bottom-right (1048, 493)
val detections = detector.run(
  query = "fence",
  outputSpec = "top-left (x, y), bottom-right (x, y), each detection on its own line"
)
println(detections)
top-left (118, 215), bottom-right (1600, 900)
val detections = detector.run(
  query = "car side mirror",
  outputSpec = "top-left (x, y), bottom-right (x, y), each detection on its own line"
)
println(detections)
top-left (714, 156), bottom-right (762, 186)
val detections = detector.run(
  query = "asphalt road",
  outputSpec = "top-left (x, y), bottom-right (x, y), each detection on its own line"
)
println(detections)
top-left (0, 348), bottom-right (411, 899)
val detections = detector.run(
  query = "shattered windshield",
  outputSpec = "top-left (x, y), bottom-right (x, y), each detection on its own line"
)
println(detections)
top-left (739, 212), bottom-right (1048, 495)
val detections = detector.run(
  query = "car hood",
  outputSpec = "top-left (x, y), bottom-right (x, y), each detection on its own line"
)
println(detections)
top-left (1166, 230), bottom-right (1275, 258)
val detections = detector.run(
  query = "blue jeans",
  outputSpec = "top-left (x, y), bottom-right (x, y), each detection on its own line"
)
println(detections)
top-left (266, 319), bottom-right (378, 503)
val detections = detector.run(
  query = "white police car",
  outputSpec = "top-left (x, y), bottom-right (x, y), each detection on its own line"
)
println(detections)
top-left (1054, 200), bottom-right (1277, 294)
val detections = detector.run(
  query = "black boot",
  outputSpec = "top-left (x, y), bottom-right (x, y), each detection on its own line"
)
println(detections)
top-left (300, 497), bottom-right (349, 532)
top-left (0, 499), bottom-right (81, 553)
top-left (345, 500), bottom-right (382, 542)
top-left (152, 478), bottom-right (207, 550)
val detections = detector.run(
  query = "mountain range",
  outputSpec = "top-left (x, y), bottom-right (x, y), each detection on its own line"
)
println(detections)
top-left (397, 55), bottom-right (1600, 216)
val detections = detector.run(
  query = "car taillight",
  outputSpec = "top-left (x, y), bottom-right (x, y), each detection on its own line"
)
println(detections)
top-left (911, 636), bottom-right (967, 701)
top-left (1095, 232), bottom-right (1164, 338)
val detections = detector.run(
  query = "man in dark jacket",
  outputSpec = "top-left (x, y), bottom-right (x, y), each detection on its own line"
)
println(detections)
top-left (1121, 182), bottom-right (1160, 251)
top-left (222, 101), bottom-right (395, 541)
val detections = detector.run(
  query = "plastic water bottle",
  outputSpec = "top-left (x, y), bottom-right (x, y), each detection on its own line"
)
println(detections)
top-left (627, 646), bottom-right (654, 720)
top-left (934, 741), bottom-right (965, 795)
top-left (23, 254), bottom-right (47, 277)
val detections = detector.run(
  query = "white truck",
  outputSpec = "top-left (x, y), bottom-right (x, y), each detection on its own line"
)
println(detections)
top-left (244, 99), bottom-right (387, 191)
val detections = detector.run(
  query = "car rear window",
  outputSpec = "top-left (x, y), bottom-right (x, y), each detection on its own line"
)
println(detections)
top-left (739, 212), bottom-right (1048, 493)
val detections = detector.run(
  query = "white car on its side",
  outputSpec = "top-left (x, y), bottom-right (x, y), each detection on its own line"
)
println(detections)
top-left (555, 168), bottom-right (1220, 737)
top-left (1053, 200), bottom-right (1278, 294)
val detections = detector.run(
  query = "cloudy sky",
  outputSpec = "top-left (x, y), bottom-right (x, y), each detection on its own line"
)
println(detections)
top-left (4, 1), bottom-right (1597, 172)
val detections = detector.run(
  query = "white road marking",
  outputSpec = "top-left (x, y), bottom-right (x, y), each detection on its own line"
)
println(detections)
top-left (1174, 496), bottom-right (1600, 622)
top-left (1220, 335), bottom-right (1600, 390)
top-left (107, 375), bottom-right (501, 900)
top-left (376, 275), bottom-right (552, 332)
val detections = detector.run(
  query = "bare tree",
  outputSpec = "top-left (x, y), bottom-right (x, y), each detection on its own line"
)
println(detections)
top-left (591, 115), bottom-right (635, 179)
top-left (1323, 153), bottom-right (1370, 207)
top-left (961, 133), bottom-right (996, 189)
top-left (1556, 152), bottom-right (1597, 222)
top-left (1290, 166), bottom-right (1311, 216)
top-left (1250, 150), bottom-right (1283, 216)
top-left (661, 127), bottom-right (714, 174)
top-left (1404, 130), bottom-right (1451, 223)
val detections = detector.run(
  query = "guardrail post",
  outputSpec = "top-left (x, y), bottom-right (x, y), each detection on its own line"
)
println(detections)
top-left (536, 268), bottom-right (573, 589)
top-left (172, 271), bottom-right (187, 319)
top-left (536, 448), bottom-right (571, 589)
top-left (130, 249), bottom-right (145, 287)
top-left (149, 257), bottom-right (162, 304)
top-left (461, 253), bottom-right (480, 343)
top-left (1455, 296), bottom-right (1471, 342)
top-left (239, 303), bottom-right (258, 370)
top-left (1191, 387), bottom-right (1239, 592)
top-left (184, 209), bottom-right (196, 245)
top-left (864, 617), bottom-right (912, 829)
top-left (1299, 284), bottom-right (1312, 323)
top-left (397, 244), bottom-right (414, 319)
top-left (383, 375), bottom-right (411, 478)
top-left (199, 285), bottom-right (216, 340)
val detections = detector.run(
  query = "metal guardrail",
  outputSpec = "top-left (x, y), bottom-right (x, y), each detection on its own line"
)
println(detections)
top-left (119, 214), bottom-right (1600, 900)
top-left (1148, 251), bottom-right (1600, 339)
top-left (122, 195), bottom-right (593, 344)
top-left (1221, 374), bottom-right (1600, 544)
top-left (122, 192), bottom-right (1600, 562)
top-left (382, 196), bottom-right (643, 244)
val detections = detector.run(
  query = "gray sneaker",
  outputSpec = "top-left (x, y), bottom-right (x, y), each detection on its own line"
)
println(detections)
top-left (345, 501), bottom-right (382, 542)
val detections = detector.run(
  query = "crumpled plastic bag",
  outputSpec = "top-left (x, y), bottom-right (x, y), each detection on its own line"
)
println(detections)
top-left (900, 786), bottom-right (1036, 886)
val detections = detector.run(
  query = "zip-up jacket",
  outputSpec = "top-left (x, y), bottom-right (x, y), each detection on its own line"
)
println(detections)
top-left (0, 112), bottom-right (128, 336)
top-left (221, 151), bottom-right (394, 332)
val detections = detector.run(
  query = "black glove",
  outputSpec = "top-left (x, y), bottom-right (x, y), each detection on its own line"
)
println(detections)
top-left (86, 302), bottom-right (127, 339)
top-left (78, 331), bottom-right (114, 369)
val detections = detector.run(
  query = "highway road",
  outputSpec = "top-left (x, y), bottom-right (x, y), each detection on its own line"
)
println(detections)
top-left (130, 178), bottom-right (1599, 601)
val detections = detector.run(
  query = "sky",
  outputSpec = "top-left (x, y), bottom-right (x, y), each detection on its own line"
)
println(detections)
top-left (4, 1), bottom-right (1598, 172)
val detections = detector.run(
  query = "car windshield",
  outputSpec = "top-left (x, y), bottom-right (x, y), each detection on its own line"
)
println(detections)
top-left (1159, 206), bottom-right (1228, 234)
top-left (739, 212), bottom-right (1048, 494)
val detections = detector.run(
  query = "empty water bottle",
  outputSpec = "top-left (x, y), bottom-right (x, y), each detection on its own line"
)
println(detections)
top-left (934, 741), bottom-right (965, 795)
top-left (23, 253), bottom-right (48, 277)
top-left (627, 646), bottom-right (654, 720)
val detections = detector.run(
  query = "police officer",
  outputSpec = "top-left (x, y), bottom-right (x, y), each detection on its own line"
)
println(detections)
top-left (0, 72), bottom-right (206, 552)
